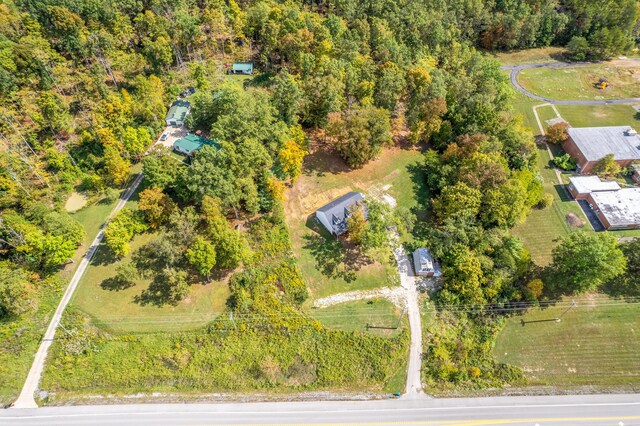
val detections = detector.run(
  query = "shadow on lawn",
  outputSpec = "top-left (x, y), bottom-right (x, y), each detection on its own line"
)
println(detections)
top-left (302, 149), bottom-right (351, 178)
top-left (302, 215), bottom-right (372, 282)
top-left (100, 276), bottom-right (135, 291)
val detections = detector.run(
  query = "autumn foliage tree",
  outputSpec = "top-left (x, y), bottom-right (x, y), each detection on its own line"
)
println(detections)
top-left (546, 122), bottom-right (569, 144)
top-left (327, 106), bottom-right (392, 168)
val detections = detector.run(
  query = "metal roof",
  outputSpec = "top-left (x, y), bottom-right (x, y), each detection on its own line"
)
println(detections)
top-left (316, 192), bottom-right (365, 235)
top-left (567, 126), bottom-right (640, 162)
top-left (173, 134), bottom-right (218, 154)
top-left (591, 188), bottom-right (640, 228)
top-left (166, 99), bottom-right (191, 122)
top-left (232, 62), bottom-right (254, 72)
top-left (568, 176), bottom-right (620, 194)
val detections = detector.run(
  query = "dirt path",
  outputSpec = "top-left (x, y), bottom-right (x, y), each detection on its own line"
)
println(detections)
top-left (313, 287), bottom-right (406, 309)
top-left (388, 228), bottom-right (425, 397)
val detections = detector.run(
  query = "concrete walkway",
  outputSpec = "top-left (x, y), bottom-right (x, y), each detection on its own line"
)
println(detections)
top-left (501, 60), bottom-right (640, 105)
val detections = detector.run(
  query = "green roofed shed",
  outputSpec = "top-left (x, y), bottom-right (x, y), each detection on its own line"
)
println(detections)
top-left (229, 62), bottom-right (254, 75)
top-left (165, 99), bottom-right (191, 126)
top-left (173, 134), bottom-right (219, 156)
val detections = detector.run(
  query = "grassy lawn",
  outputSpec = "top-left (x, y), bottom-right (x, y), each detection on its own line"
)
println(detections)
top-left (512, 144), bottom-right (588, 265)
top-left (284, 148), bottom-right (424, 301)
top-left (490, 47), bottom-right (567, 66)
top-left (309, 298), bottom-right (405, 338)
top-left (518, 63), bottom-right (640, 101)
top-left (510, 90), bottom-right (544, 135)
top-left (71, 231), bottom-right (230, 334)
top-left (556, 104), bottom-right (639, 127)
top-left (494, 295), bottom-right (640, 389)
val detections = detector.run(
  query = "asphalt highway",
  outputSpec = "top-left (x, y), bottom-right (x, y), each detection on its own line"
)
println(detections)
top-left (2, 394), bottom-right (640, 425)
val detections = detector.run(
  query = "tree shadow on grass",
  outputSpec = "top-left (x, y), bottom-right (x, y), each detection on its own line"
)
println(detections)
top-left (133, 275), bottom-right (181, 307)
top-left (89, 243), bottom-right (119, 266)
top-left (100, 276), bottom-right (135, 291)
top-left (302, 149), bottom-right (351, 178)
top-left (302, 215), bottom-right (372, 283)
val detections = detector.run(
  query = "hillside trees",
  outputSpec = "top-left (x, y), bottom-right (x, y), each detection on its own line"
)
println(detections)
top-left (326, 106), bottom-right (392, 168)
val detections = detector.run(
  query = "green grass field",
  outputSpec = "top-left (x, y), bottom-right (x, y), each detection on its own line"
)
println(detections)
top-left (556, 104), bottom-right (639, 127)
top-left (309, 298), bottom-right (405, 338)
top-left (495, 295), bottom-right (640, 389)
top-left (284, 148), bottom-right (424, 301)
top-left (70, 231), bottom-right (230, 334)
top-left (511, 144), bottom-right (588, 265)
top-left (518, 63), bottom-right (640, 101)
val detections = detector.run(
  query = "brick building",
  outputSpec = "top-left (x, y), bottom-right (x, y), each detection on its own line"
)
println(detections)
top-left (567, 176), bottom-right (640, 230)
top-left (567, 176), bottom-right (620, 199)
top-left (562, 126), bottom-right (640, 174)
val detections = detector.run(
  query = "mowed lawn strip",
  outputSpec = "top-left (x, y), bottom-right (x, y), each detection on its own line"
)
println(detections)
top-left (285, 148), bottom-right (424, 301)
top-left (0, 168), bottom-right (143, 404)
top-left (310, 298), bottom-right (406, 337)
top-left (518, 63), bottom-right (640, 101)
top-left (494, 295), bottom-right (640, 388)
top-left (511, 145), bottom-right (587, 265)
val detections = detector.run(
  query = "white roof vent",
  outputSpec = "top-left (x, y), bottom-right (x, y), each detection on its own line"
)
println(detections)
top-left (625, 127), bottom-right (638, 136)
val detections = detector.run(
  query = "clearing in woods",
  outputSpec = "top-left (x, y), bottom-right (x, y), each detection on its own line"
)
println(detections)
top-left (284, 147), bottom-right (426, 304)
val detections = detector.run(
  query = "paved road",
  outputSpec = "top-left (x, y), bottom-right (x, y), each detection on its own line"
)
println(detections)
top-left (3, 394), bottom-right (640, 425)
top-left (501, 60), bottom-right (640, 105)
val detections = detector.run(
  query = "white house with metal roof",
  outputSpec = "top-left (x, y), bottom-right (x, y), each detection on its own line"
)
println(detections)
top-left (412, 248), bottom-right (442, 277)
top-left (315, 192), bottom-right (366, 236)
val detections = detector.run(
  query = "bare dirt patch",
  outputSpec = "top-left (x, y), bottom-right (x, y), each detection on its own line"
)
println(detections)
top-left (65, 191), bottom-right (89, 212)
top-left (566, 212), bottom-right (585, 228)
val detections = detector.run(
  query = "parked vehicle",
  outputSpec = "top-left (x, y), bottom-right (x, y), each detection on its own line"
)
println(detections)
top-left (160, 132), bottom-right (169, 141)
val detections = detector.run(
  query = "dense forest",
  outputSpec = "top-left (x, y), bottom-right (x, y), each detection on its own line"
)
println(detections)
top-left (1, 0), bottom-right (639, 395)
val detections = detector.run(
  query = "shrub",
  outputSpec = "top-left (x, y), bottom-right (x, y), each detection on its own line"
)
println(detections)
top-left (537, 193), bottom-right (554, 209)
top-left (553, 153), bottom-right (576, 171)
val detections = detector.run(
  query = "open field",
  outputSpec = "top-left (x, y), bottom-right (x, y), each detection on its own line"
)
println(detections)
top-left (518, 61), bottom-right (640, 101)
top-left (556, 104), bottom-right (638, 127)
top-left (309, 298), bottom-right (405, 337)
top-left (70, 231), bottom-right (230, 334)
top-left (284, 148), bottom-right (424, 301)
top-left (495, 295), bottom-right (640, 389)
top-left (490, 47), bottom-right (567, 66)
top-left (511, 144), bottom-right (588, 265)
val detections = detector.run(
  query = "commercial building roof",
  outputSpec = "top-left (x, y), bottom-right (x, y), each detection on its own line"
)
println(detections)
top-left (173, 134), bottom-right (219, 154)
top-left (591, 188), bottom-right (640, 228)
top-left (568, 176), bottom-right (621, 195)
top-left (567, 126), bottom-right (640, 162)
top-left (166, 99), bottom-right (191, 123)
